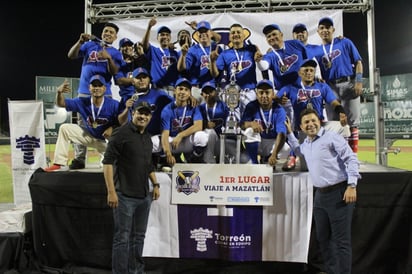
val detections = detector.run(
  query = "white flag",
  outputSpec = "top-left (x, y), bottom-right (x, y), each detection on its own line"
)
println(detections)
top-left (8, 100), bottom-right (46, 205)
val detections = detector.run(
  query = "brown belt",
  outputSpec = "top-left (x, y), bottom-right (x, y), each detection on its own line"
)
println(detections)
top-left (317, 181), bottom-right (347, 193)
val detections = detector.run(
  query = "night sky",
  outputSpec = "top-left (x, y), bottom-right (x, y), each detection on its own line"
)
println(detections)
top-left (1, 1), bottom-right (411, 133)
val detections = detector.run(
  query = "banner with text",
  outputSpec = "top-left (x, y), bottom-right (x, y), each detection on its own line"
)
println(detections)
top-left (360, 101), bottom-right (412, 139)
top-left (171, 164), bottom-right (273, 206)
top-left (8, 100), bottom-right (46, 205)
top-left (360, 73), bottom-right (412, 139)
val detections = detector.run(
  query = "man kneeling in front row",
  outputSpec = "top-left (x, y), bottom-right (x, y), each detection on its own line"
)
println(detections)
top-left (44, 75), bottom-right (120, 171)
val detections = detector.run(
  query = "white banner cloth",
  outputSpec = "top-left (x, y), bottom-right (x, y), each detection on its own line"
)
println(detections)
top-left (8, 100), bottom-right (46, 205)
top-left (144, 172), bottom-right (313, 262)
top-left (171, 163), bottom-right (274, 206)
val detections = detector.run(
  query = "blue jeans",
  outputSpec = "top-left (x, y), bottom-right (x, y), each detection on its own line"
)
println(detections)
top-left (314, 184), bottom-right (355, 274)
top-left (112, 192), bottom-right (152, 274)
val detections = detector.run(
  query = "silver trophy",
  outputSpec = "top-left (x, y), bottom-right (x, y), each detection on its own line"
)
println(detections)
top-left (221, 66), bottom-right (241, 135)
top-left (219, 68), bottom-right (242, 164)
top-left (223, 81), bottom-right (241, 134)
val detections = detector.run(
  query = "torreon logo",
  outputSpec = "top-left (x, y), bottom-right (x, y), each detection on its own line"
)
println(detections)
top-left (190, 227), bottom-right (213, 252)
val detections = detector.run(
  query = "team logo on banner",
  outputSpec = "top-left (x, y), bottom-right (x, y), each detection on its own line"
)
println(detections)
top-left (172, 164), bottom-right (273, 206)
top-left (15, 135), bottom-right (41, 165)
top-left (176, 170), bottom-right (200, 195)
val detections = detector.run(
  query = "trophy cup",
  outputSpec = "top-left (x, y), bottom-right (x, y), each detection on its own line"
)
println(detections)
top-left (219, 70), bottom-right (242, 163)
top-left (221, 67), bottom-right (241, 135)
top-left (223, 81), bottom-right (241, 135)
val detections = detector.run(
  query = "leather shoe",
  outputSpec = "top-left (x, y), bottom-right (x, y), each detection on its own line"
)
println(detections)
top-left (69, 159), bottom-right (85, 170)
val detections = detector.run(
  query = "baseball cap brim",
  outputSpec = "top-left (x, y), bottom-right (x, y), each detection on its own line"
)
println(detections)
top-left (300, 59), bottom-right (317, 68)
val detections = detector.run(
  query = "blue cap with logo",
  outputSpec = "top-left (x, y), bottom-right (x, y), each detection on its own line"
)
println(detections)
top-left (175, 77), bottom-right (192, 88)
top-left (292, 23), bottom-right (307, 33)
top-left (300, 59), bottom-right (317, 68)
top-left (318, 17), bottom-right (334, 26)
top-left (256, 79), bottom-right (274, 89)
top-left (263, 24), bottom-right (281, 34)
top-left (196, 21), bottom-right (211, 31)
top-left (132, 67), bottom-right (150, 78)
top-left (201, 81), bottom-right (216, 92)
top-left (157, 25), bottom-right (171, 34)
top-left (119, 37), bottom-right (134, 48)
top-left (89, 75), bottom-right (106, 85)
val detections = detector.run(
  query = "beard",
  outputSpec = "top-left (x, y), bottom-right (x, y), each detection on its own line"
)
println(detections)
top-left (135, 85), bottom-right (149, 94)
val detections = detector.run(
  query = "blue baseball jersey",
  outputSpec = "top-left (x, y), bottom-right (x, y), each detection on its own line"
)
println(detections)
top-left (216, 44), bottom-right (257, 90)
top-left (77, 41), bottom-right (124, 95)
top-left (147, 44), bottom-right (179, 87)
top-left (305, 43), bottom-right (323, 60)
top-left (64, 96), bottom-right (120, 140)
top-left (241, 100), bottom-right (287, 139)
top-left (161, 103), bottom-right (203, 137)
top-left (263, 39), bottom-right (307, 90)
top-left (278, 81), bottom-right (337, 129)
top-left (131, 89), bottom-right (173, 135)
top-left (114, 62), bottom-right (138, 100)
top-left (199, 100), bottom-right (230, 136)
top-left (185, 42), bottom-right (219, 86)
top-left (314, 37), bottom-right (362, 81)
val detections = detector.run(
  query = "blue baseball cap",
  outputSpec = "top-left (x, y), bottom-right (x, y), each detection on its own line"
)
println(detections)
top-left (196, 21), bottom-right (211, 31)
top-left (318, 17), bottom-right (334, 26)
top-left (201, 81), bottom-right (216, 92)
top-left (157, 25), bottom-right (171, 34)
top-left (175, 78), bottom-right (192, 88)
top-left (263, 24), bottom-right (281, 34)
top-left (300, 59), bottom-right (317, 68)
top-left (292, 23), bottom-right (307, 33)
top-left (119, 37), bottom-right (134, 48)
top-left (132, 67), bottom-right (150, 78)
top-left (89, 75), bottom-right (106, 85)
top-left (256, 79), bottom-right (274, 89)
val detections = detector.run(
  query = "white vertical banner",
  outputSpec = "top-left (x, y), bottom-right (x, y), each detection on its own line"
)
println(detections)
top-left (8, 100), bottom-right (46, 205)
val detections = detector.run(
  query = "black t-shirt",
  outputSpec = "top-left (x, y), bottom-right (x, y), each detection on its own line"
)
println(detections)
top-left (103, 122), bottom-right (154, 198)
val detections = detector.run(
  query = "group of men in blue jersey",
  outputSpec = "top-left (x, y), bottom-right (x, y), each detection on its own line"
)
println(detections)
top-left (40, 15), bottom-right (362, 274)
top-left (44, 15), bottom-right (363, 173)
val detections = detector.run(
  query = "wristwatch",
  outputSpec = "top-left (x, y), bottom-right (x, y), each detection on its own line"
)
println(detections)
top-left (152, 183), bottom-right (160, 189)
top-left (348, 183), bottom-right (356, 189)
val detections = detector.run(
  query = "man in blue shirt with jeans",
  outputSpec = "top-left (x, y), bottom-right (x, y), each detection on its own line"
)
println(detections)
top-left (286, 108), bottom-right (360, 274)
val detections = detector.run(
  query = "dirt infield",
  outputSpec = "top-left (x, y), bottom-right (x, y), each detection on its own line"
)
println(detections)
top-left (359, 146), bottom-right (412, 152)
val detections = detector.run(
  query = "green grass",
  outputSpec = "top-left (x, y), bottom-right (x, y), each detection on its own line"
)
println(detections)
top-left (0, 144), bottom-right (101, 204)
top-left (0, 164), bottom-right (12, 203)
top-left (0, 145), bottom-right (13, 203)
top-left (0, 140), bottom-right (411, 203)
top-left (357, 139), bottom-right (412, 171)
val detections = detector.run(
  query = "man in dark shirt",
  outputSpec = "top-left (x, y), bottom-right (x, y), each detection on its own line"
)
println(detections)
top-left (103, 101), bottom-right (160, 274)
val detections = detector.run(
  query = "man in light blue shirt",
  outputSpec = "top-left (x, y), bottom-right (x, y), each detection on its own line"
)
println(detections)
top-left (286, 108), bottom-right (360, 274)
